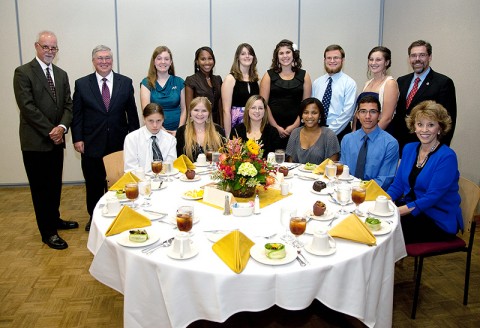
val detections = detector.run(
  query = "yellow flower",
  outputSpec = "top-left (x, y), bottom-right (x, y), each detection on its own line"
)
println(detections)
top-left (246, 139), bottom-right (260, 155)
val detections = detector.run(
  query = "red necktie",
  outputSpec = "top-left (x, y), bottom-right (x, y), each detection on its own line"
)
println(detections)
top-left (405, 77), bottom-right (420, 109)
top-left (102, 78), bottom-right (110, 111)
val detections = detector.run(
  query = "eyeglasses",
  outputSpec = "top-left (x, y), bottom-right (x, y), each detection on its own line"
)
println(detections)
top-left (95, 56), bottom-right (112, 62)
top-left (358, 109), bottom-right (379, 116)
top-left (36, 43), bottom-right (59, 52)
top-left (409, 53), bottom-right (429, 60)
top-left (250, 107), bottom-right (265, 112)
top-left (325, 56), bottom-right (342, 61)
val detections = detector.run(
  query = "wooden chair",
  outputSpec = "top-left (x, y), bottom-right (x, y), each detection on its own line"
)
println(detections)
top-left (103, 151), bottom-right (124, 188)
top-left (406, 177), bottom-right (479, 319)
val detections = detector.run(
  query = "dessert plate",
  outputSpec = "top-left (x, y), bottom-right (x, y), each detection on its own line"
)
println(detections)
top-left (115, 229), bottom-right (160, 248)
top-left (167, 245), bottom-right (199, 260)
top-left (181, 191), bottom-right (204, 200)
top-left (371, 221), bottom-right (392, 235)
top-left (298, 164), bottom-right (317, 172)
top-left (304, 243), bottom-right (336, 256)
top-left (179, 175), bottom-right (201, 182)
top-left (250, 243), bottom-right (297, 266)
top-left (306, 209), bottom-right (335, 221)
top-left (310, 187), bottom-right (333, 195)
top-left (283, 171), bottom-right (294, 179)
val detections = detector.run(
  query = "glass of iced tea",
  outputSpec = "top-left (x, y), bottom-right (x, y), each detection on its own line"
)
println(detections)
top-left (125, 183), bottom-right (139, 208)
top-left (289, 215), bottom-right (307, 248)
top-left (151, 160), bottom-right (163, 180)
top-left (334, 161), bottom-right (344, 177)
top-left (351, 186), bottom-right (366, 216)
top-left (176, 206), bottom-right (194, 233)
top-left (205, 147), bottom-right (213, 166)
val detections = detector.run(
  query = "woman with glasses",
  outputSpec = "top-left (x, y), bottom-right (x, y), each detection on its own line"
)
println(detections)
top-left (353, 46), bottom-right (399, 132)
top-left (285, 98), bottom-right (339, 164)
top-left (140, 46), bottom-right (186, 136)
top-left (230, 95), bottom-right (280, 158)
top-left (222, 43), bottom-right (260, 137)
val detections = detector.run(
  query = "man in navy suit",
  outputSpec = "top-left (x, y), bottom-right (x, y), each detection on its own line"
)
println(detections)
top-left (393, 40), bottom-right (456, 153)
top-left (72, 45), bottom-right (140, 231)
top-left (14, 31), bottom-right (78, 250)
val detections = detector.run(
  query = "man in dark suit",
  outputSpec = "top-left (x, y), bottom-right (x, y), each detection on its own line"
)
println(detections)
top-left (393, 40), bottom-right (456, 153)
top-left (72, 45), bottom-right (139, 231)
top-left (13, 31), bottom-right (79, 250)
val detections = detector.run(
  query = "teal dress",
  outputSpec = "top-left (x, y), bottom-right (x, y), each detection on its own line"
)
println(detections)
top-left (141, 76), bottom-right (185, 131)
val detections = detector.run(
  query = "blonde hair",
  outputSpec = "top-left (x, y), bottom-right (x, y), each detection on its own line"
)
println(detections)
top-left (243, 95), bottom-right (268, 132)
top-left (183, 97), bottom-right (223, 160)
top-left (406, 100), bottom-right (452, 139)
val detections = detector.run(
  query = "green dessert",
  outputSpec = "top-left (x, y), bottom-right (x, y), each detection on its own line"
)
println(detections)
top-left (129, 229), bottom-right (149, 243)
top-left (365, 217), bottom-right (382, 231)
top-left (265, 243), bottom-right (286, 259)
top-left (304, 162), bottom-right (317, 171)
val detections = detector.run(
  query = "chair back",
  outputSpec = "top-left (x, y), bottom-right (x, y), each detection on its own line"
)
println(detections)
top-left (458, 177), bottom-right (480, 233)
top-left (103, 151), bottom-right (124, 188)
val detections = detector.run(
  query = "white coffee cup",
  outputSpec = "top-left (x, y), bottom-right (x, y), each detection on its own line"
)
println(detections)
top-left (267, 152), bottom-right (275, 164)
top-left (280, 182), bottom-right (290, 196)
top-left (340, 165), bottom-right (350, 178)
top-left (311, 229), bottom-right (336, 252)
top-left (105, 197), bottom-right (121, 214)
top-left (172, 232), bottom-right (192, 258)
top-left (134, 167), bottom-right (145, 180)
top-left (197, 153), bottom-right (207, 165)
top-left (374, 196), bottom-right (390, 213)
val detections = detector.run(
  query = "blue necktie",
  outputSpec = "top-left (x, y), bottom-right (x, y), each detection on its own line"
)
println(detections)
top-left (355, 136), bottom-right (368, 180)
top-left (322, 77), bottom-right (332, 118)
top-left (151, 136), bottom-right (163, 161)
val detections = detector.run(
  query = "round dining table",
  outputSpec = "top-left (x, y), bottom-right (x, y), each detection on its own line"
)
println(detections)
top-left (87, 165), bottom-right (407, 328)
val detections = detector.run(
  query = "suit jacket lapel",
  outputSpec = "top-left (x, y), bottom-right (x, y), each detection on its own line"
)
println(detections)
top-left (412, 69), bottom-right (434, 104)
top-left (109, 72), bottom-right (122, 110)
top-left (88, 73), bottom-right (107, 111)
top-left (31, 59), bottom-right (57, 104)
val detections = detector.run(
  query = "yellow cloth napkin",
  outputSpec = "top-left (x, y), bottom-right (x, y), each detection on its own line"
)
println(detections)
top-left (108, 172), bottom-right (140, 191)
top-left (212, 230), bottom-right (254, 273)
top-left (329, 214), bottom-right (376, 246)
top-left (361, 180), bottom-right (391, 201)
top-left (313, 158), bottom-right (334, 175)
top-left (173, 155), bottom-right (196, 173)
top-left (105, 206), bottom-right (152, 236)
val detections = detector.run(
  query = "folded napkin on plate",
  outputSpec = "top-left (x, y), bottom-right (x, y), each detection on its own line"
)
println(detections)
top-left (313, 158), bottom-right (334, 175)
top-left (212, 230), bottom-right (254, 273)
top-left (105, 206), bottom-right (151, 236)
top-left (173, 155), bottom-right (196, 173)
top-left (329, 214), bottom-right (376, 246)
top-left (109, 172), bottom-right (140, 191)
top-left (362, 180), bottom-right (391, 201)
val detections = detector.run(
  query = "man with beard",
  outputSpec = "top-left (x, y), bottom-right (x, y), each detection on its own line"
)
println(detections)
top-left (393, 40), bottom-right (456, 152)
top-left (341, 95), bottom-right (399, 189)
top-left (312, 44), bottom-right (357, 143)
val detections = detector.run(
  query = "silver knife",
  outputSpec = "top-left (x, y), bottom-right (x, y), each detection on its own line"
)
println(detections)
top-left (143, 209), bottom-right (168, 218)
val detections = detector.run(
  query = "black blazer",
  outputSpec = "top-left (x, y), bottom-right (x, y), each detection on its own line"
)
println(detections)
top-left (13, 59), bottom-right (73, 151)
top-left (72, 72), bottom-right (140, 158)
top-left (393, 69), bottom-right (456, 150)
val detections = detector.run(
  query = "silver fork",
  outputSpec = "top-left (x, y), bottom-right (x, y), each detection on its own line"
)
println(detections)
top-left (142, 237), bottom-right (174, 255)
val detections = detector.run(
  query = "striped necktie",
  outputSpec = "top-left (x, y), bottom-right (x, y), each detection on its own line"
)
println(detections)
top-left (151, 136), bottom-right (163, 161)
top-left (46, 67), bottom-right (56, 101)
top-left (406, 77), bottom-right (420, 109)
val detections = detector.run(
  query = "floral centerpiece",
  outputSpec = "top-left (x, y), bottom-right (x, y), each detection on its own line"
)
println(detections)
top-left (211, 138), bottom-right (275, 198)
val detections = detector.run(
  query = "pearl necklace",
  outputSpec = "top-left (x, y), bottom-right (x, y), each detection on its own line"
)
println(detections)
top-left (416, 141), bottom-right (439, 168)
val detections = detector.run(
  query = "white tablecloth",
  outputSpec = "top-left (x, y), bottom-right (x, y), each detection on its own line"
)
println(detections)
top-left (88, 169), bottom-right (406, 328)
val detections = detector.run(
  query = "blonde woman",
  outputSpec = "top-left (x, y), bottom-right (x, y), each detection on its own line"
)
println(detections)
top-left (140, 46), bottom-right (186, 135)
top-left (176, 97), bottom-right (225, 162)
top-left (222, 43), bottom-right (260, 137)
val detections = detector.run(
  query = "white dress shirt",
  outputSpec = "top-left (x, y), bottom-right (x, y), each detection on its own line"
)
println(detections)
top-left (96, 71), bottom-right (113, 97)
top-left (123, 126), bottom-right (177, 174)
top-left (312, 71), bottom-right (357, 134)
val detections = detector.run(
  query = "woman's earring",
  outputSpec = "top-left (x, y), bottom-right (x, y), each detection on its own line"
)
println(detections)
top-left (318, 119), bottom-right (322, 124)
top-left (300, 119), bottom-right (304, 123)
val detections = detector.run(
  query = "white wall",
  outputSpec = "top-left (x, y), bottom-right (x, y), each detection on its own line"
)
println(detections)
top-left (2, 0), bottom-right (478, 184)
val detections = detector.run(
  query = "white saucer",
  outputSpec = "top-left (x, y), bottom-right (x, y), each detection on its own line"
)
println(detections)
top-left (306, 209), bottom-right (335, 221)
top-left (194, 162), bottom-right (209, 167)
top-left (368, 207), bottom-right (395, 217)
top-left (102, 210), bottom-right (120, 218)
top-left (158, 168), bottom-right (180, 177)
top-left (304, 243), bottom-right (336, 256)
top-left (283, 172), bottom-right (294, 179)
top-left (115, 229), bottom-right (160, 248)
top-left (338, 175), bottom-right (355, 181)
top-left (250, 243), bottom-right (297, 266)
top-left (179, 175), bottom-right (201, 182)
top-left (310, 187), bottom-right (333, 195)
top-left (371, 222), bottom-right (392, 235)
top-left (167, 244), bottom-right (199, 260)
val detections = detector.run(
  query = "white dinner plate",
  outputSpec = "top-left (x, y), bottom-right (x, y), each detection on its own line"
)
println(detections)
top-left (368, 207), bottom-right (395, 217)
top-left (158, 168), bottom-right (179, 177)
top-left (338, 175), bottom-right (355, 181)
top-left (304, 243), bottom-right (336, 256)
top-left (370, 221), bottom-right (392, 235)
top-left (250, 243), bottom-right (297, 266)
top-left (306, 209), bottom-right (335, 221)
top-left (193, 162), bottom-right (209, 167)
top-left (179, 175), bottom-right (201, 182)
top-left (298, 164), bottom-right (317, 172)
top-left (310, 187), bottom-right (333, 195)
top-left (167, 244), bottom-right (199, 260)
top-left (115, 228), bottom-right (160, 248)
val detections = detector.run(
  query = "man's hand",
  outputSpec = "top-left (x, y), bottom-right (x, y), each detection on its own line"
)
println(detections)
top-left (49, 126), bottom-right (65, 144)
top-left (74, 141), bottom-right (85, 153)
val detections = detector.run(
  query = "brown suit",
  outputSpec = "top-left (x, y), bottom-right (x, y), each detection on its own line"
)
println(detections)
top-left (13, 58), bottom-right (73, 239)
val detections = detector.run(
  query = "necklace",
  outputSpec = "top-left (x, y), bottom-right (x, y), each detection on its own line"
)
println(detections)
top-left (416, 141), bottom-right (439, 168)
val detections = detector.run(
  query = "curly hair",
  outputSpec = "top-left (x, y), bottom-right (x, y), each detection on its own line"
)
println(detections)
top-left (229, 43), bottom-right (258, 82)
top-left (406, 100), bottom-right (452, 139)
top-left (270, 39), bottom-right (302, 73)
top-left (146, 46), bottom-right (175, 89)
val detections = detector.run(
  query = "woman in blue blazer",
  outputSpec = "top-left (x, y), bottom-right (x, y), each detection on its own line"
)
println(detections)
top-left (387, 100), bottom-right (462, 244)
